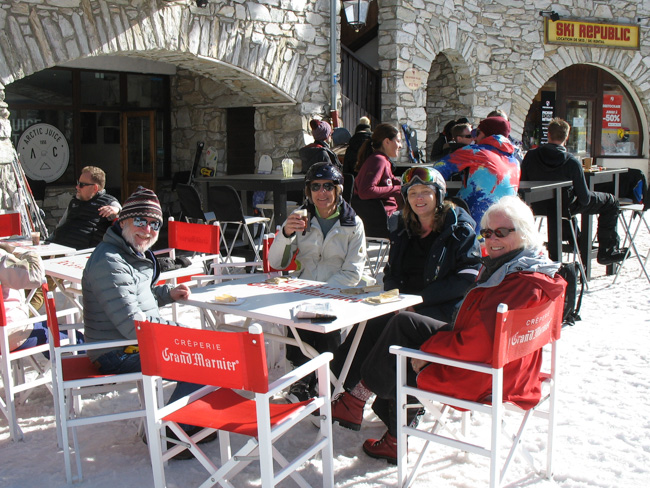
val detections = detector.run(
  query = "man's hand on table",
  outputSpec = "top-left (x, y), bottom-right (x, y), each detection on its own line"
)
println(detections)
top-left (171, 284), bottom-right (191, 301)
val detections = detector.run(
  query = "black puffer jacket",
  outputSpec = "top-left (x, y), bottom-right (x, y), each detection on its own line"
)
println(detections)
top-left (343, 127), bottom-right (371, 174)
top-left (298, 141), bottom-right (341, 174)
top-left (383, 206), bottom-right (481, 322)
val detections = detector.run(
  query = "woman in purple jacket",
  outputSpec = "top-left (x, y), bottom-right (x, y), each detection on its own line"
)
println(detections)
top-left (354, 123), bottom-right (403, 229)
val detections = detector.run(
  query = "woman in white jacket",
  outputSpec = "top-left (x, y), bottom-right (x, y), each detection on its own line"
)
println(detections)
top-left (268, 162), bottom-right (368, 401)
top-left (0, 241), bottom-right (45, 351)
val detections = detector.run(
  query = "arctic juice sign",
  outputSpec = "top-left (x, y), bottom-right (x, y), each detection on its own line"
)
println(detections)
top-left (17, 123), bottom-right (70, 182)
top-left (545, 19), bottom-right (639, 49)
top-left (602, 95), bottom-right (622, 129)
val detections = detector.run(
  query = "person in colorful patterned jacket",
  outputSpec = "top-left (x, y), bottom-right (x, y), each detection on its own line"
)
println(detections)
top-left (433, 116), bottom-right (520, 232)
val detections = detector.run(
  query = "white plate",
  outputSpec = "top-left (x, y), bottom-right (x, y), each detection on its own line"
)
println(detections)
top-left (363, 295), bottom-right (402, 305)
top-left (209, 297), bottom-right (245, 306)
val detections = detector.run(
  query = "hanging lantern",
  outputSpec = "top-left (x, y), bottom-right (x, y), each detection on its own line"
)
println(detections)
top-left (343, 0), bottom-right (370, 32)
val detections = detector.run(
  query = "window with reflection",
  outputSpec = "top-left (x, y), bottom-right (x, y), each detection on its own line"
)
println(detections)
top-left (600, 84), bottom-right (640, 156)
top-left (80, 71), bottom-right (121, 107)
top-left (5, 69), bottom-right (73, 106)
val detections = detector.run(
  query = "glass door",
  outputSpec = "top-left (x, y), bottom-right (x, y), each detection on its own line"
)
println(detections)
top-left (121, 111), bottom-right (155, 200)
top-left (565, 99), bottom-right (593, 159)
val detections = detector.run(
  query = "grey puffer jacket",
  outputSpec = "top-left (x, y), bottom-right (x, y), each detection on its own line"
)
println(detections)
top-left (82, 224), bottom-right (174, 361)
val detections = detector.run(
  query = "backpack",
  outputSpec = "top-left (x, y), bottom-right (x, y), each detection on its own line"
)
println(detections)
top-left (557, 262), bottom-right (584, 327)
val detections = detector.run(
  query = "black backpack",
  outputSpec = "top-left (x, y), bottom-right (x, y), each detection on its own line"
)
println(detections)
top-left (557, 262), bottom-right (584, 327)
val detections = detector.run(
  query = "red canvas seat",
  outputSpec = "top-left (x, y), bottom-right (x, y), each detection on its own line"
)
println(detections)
top-left (391, 295), bottom-right (564, 488)
top-left (0, 212), bottom-right (22, 237)
top-left (135, 317), bottom-right (334, 487)
top-left (261, 232), bottom-right (298, 274)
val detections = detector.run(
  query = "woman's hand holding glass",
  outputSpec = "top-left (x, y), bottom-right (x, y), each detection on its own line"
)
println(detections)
top-left (283, 209), bottom-right (308, 237)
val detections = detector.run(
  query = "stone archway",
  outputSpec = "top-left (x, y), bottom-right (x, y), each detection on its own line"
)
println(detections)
top-left (510, 46), bottom-right (650, 158)
top-left (0, 1), bottom-right (332, 173)
top-left (425, 50), bottom-right (475, 159)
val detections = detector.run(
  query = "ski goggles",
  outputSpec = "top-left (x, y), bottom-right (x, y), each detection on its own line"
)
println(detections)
top-left (479, 227), bottom-right (516, 239)
top-left (401, 166), bottom-right (441, 186)
top-left (132, 216), bottom-right (162, 231)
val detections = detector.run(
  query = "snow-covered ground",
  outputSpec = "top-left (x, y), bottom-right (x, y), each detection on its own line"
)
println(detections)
top-left (2, 218), bottom-right (650, 487)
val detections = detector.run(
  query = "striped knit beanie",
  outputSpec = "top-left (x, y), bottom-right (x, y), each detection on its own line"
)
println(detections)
top-left (118, 186), bottom-right (163, 223)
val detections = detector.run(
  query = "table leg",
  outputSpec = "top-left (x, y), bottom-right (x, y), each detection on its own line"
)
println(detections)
top-left (580, 213), bottom-right (594, 280)
top-left (545, 189), bottom-right (562, 262)
top-left (274, 191), bottom-right (290, 229)
top-left (330, 320), bottom-right (367, 397)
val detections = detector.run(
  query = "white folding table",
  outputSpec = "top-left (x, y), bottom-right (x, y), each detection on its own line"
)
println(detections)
top-left (180, 274), bottom-right (422, 395)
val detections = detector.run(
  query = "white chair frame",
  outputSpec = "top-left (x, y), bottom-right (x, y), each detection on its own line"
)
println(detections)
top-left (391, 301), bottom-right (561, 488)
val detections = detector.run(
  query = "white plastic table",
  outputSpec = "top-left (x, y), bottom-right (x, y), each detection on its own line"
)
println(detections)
top-left (180, 274), bottom-right (422, 395)
top-left (5, 240), bottom-right (78, 258)
top-left (43, 253), bottom-right (207, 315)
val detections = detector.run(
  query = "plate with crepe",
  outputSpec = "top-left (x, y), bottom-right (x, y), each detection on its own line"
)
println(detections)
top-left (363, 288), bottom-right (401, 305)
top-left (209, 294), bottom-right (245, 305)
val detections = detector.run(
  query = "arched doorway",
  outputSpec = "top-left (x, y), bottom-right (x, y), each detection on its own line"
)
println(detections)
top-left (522, 64), bottom-right (644, 164)
top-left (426, 52), bottom-right (474, 160)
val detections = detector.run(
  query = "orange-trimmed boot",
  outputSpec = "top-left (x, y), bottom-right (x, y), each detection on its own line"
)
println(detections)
top-left (362, 430), bottom-right (398, 464)
top-left (331, 392), bottom-right (365, 431)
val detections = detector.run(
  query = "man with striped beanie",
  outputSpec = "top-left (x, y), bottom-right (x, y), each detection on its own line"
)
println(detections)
top-left (81, 186), bottom-right (212, 456)
top-left (82, 185), bottom-right (183, 368)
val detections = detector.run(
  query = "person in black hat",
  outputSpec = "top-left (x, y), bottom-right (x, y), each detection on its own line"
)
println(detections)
top-left (299, 119), bottom-right (341, 174)
top-left (343, 116), bottom-right (372, 175)
top-left (268, 162), bottom-right (369, 402)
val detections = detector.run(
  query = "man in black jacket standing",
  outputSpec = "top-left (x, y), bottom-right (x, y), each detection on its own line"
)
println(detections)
top-left (50, 166), bottom-right (121, 250)
top-left (521, 117), bottom-right (627, 265)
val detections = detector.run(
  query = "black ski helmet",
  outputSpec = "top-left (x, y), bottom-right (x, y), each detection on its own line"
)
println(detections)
top-left (304, 162), bottom-right (344, 186)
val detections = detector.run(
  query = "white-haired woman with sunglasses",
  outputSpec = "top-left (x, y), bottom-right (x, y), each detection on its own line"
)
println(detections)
top-left (330, 166), bottom-right (481, 426)
top-left (335, 195), bottom-right (566, 464)
top-left (268, 161), bottom-right (369, 402)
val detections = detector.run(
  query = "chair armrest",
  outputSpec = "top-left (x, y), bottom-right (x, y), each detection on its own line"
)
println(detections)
top-left (154, 384), bottom-right (218, 419)
top-left (390, 345), bottom-right (493, 374)
top-left (60, 338), bottom-right (137, 355)
top-left (267, 352), bottom-right (333, 397)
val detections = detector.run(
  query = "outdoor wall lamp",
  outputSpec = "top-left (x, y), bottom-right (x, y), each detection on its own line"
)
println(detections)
top-left (343, 0), bottom-right (370, 32)
top-left (539, 10), bottom-right (561, 22)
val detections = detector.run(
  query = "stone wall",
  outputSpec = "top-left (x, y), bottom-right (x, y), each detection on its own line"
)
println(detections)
top-left (0, 0), bottom-right (338, 221)
top-left (379, 0), bottom-right (650, 159)
top-left (2, 0), bottom-right (650, 213)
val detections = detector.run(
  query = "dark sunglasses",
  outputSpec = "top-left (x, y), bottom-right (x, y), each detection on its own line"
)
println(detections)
top-left (480, 227), bottom-right (516, 239)
top-left (132, 216), bottom-right (162, 231)
top-left (76, 180), bottom-right (95, 188)
top-left (310, 182), bottom-right (336, 192)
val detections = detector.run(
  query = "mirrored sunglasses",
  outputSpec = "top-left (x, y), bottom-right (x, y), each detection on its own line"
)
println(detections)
top-left (132, 216), bottom-right (162, 231)
top-left (76, 180), bottom-right (95, 188)
top-left (310, 182), bottom-right (336, 192)
top-left (402, 166), bottom-right (438, 185)
top-left (479, 227), bottom-right (516, 239)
